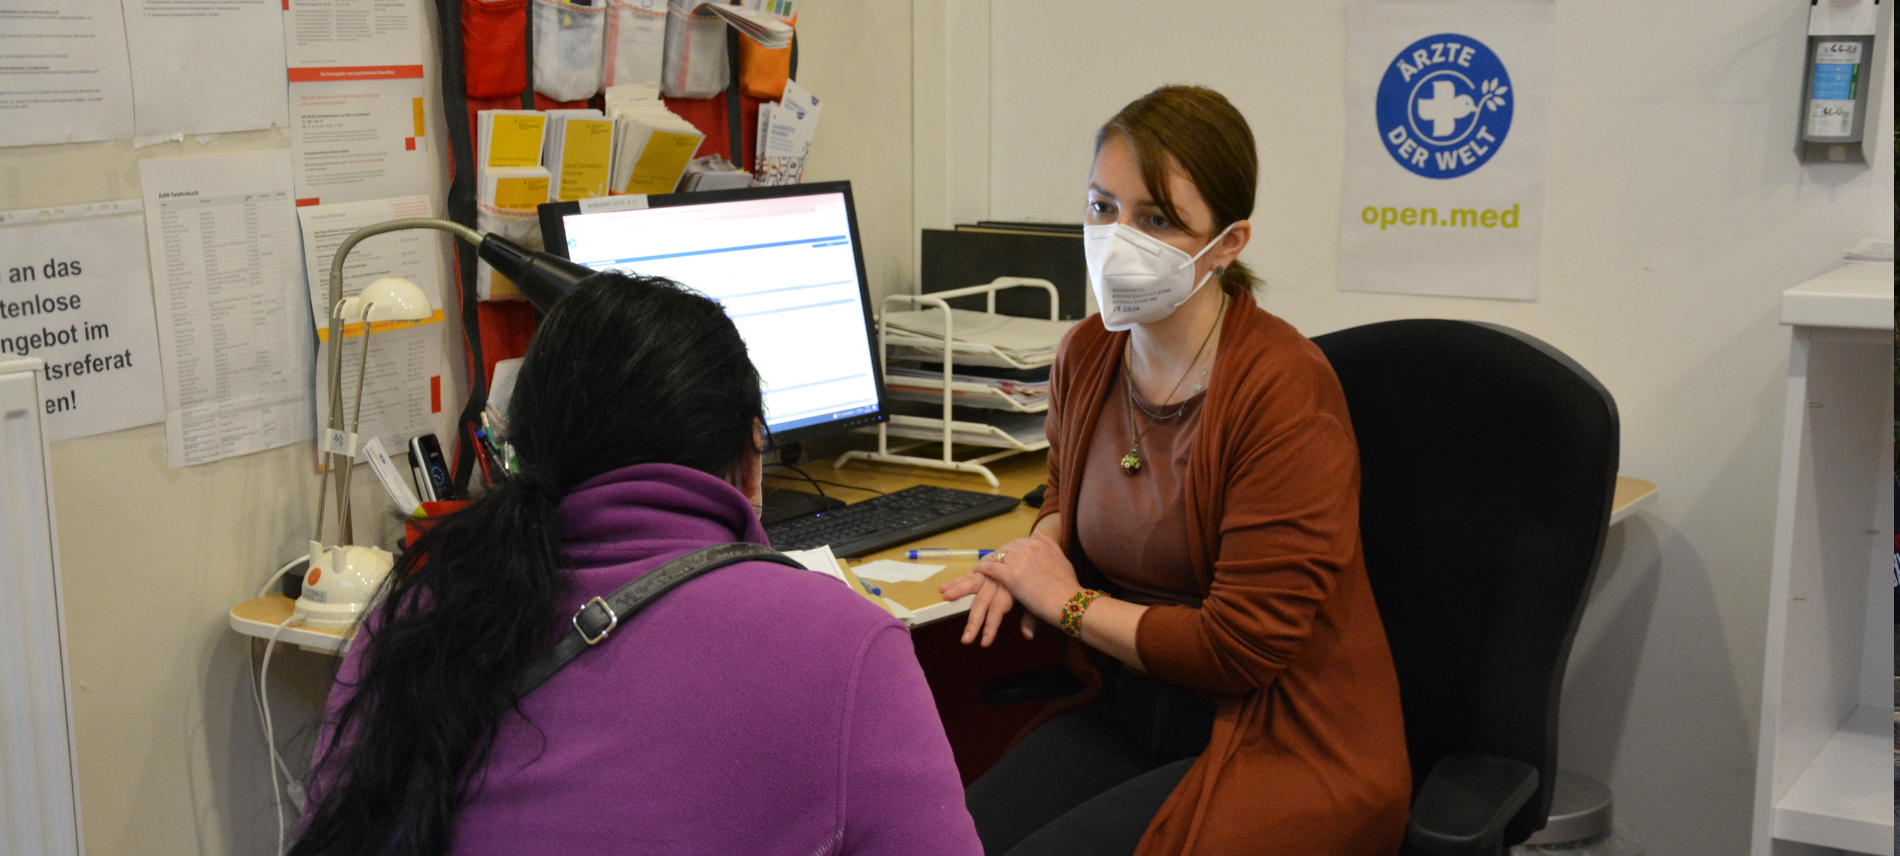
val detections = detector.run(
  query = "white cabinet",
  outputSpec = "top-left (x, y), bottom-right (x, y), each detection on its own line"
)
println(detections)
top-left (0, 358), bottom-right (83, 856)
top-left (1750, 263), bottom-right (1894, 856)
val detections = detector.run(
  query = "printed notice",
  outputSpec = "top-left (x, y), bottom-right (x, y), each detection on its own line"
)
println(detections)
top-left (122, 0), bottom-right (290, 136)
top-left (316, 321), bottom-right (441, 455)
top-left (288, 75), bottom-right (431, 205)
top-left (0, 0), bottom-right (135, 145)
top-left (283, 0), bottom-right (424, 69)
top-left (1338, 1), bottom-right (1554, 300)
top-left (0, 206), bottom-right (164, 440)
top-left (297, 195), bottom-right (443, 327)
top-left (141, 151), bottom-right (315, 467)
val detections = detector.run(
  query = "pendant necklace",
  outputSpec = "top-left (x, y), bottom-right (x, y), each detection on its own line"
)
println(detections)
top-left (1121, 291), bottom-right (1226, 475)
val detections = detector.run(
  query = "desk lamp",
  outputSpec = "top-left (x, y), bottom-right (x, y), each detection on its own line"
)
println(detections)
top-left (299, 220), bottom-right (592, 628)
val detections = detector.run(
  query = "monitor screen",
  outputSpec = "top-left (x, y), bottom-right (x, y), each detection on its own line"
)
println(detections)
top-left (540, 182), bottom-right (886, 443)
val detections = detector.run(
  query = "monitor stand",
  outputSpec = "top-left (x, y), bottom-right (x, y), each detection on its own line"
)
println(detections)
top-left (759, 487), bottom-right (846, 526)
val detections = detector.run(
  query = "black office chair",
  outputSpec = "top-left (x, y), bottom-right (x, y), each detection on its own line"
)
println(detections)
top-left (1310, 319), bottom-right (1619, 856)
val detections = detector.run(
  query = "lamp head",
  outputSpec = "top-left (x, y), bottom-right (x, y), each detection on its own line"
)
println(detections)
top-left (477, 234), bottom-right (598, 312)
top-left (336, 277), bottom-right (432, 322)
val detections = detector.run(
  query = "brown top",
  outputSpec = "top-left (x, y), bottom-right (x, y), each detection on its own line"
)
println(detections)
top-left (1040, 285), bottom-right (1410, 856)
top-left (1075, 362), bottom-right (1205, 608)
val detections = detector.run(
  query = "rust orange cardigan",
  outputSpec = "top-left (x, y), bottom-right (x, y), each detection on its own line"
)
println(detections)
top-left (1038, 286), bottom-right (1410, 855)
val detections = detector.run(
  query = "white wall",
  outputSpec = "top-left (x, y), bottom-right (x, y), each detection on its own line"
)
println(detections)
top-left (932, 2), bottom-right (1892, 855)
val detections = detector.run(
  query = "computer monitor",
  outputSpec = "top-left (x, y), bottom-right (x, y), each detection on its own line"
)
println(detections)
top-left (539, 182), bottom-right (887, 447)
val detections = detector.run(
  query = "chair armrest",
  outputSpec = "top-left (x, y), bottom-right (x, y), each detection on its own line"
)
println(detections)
top-left (978, 665), bottom-right (1086, 706)
top-left (1406, 753), bottom-right (1540, 856)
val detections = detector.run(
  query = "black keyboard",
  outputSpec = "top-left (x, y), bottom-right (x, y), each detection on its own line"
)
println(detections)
top-left (763, 484), bottom-right (1021, 558)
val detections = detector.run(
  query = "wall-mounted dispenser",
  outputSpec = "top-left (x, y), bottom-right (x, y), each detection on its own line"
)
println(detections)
top-left (1798, 0), bottom-right (1890, 163)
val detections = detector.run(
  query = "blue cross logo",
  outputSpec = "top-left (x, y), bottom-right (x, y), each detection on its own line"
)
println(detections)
top-left (1375, 34), bottom-right (1514, 179)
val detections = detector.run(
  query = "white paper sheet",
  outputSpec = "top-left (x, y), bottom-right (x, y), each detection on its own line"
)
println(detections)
top-left (122, 0), bottom-right (290, 136)
top-left (0, 0), bottom-right (136, 145)
top-left (288, 75), bottom-right (432, 205)
top-left (1338, 1), bottom-right (1554, 301)
top-left (316, 320), bottom-right (442, 456)
top-left (298, 195), bottom-right (443, 326)
top-left (851, 560), bottom-right (946, 585)
top-left (283, 0), bottom-right (424, 69)
top-left (141, 150), bottom-right (314, 467)
top-left (0, 206), bottom-right (164, 440)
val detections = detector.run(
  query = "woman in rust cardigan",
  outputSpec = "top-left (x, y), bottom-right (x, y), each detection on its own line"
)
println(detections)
top-left (942, 86), bottom-right (1410, 856)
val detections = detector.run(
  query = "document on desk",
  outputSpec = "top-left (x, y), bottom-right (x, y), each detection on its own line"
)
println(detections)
top-left (315, 321), bottom-right (442, 455)
top-left (852, 560), bottom-right (945, 585)
top-left (121, 0), bottom-right (289, 137)
top-left (297, 195), bottom-right (443, 325)
top-left (141, 150), bottom-right (314, 467)
top-left (0, 0), bottom-right (136, 145)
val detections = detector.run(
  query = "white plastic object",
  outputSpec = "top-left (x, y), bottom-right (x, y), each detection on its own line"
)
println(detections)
top-left (294, 541), bottom-right (395, 629)
top-left (335, 277), bottom-right (432, 322)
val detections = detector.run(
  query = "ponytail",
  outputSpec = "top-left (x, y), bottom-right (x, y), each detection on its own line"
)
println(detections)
top-left (293, 273), bottom-right (764, 856)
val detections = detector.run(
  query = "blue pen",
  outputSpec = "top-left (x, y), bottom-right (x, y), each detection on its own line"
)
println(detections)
top-left (906, 549), bottom-right (994, 560)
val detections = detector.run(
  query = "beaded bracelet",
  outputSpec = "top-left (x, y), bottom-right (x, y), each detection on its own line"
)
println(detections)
top-left (1058, 589), bottom-right (1106, 638)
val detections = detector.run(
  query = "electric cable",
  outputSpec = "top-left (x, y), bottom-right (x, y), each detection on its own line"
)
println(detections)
top-left (764, 468), bottom-right (886, 498)
top-left (260, 612), bottom-right (301, 856)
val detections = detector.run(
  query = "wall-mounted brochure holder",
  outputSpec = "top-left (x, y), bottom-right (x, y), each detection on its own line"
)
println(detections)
top-left (1797, 0), bottom-right (1890, 163)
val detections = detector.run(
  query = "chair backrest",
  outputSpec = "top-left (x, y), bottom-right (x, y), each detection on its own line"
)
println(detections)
top-left (1311, 319), bottom-right (1618, 846)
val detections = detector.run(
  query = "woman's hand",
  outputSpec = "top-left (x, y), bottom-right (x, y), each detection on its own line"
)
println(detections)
top-left (942, 530), bottom-right (1081, 644)
top-left (939, 571), bottom-right (1025, 647)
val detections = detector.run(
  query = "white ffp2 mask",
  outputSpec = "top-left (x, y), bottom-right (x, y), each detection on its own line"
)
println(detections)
top-left (1083, 222), bottom-right (1235, 331)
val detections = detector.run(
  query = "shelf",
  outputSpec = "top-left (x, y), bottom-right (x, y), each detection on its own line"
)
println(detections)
top-left (1779, 263), bottom-right (1894, 329)
top-left (1609, 477), bottom-right (1658, 526)
top-left (879, 412), bottom-right (1048, 450)
top-left (884, 378), bottom-right (1049, 413)
top-left (229, 595), bottom-right (351, 655)
top-left (1771, 705), bottom-right (1893, 854)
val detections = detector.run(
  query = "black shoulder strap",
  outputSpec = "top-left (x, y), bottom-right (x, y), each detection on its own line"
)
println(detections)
top-left (515, 543), bottom-right (804, 697)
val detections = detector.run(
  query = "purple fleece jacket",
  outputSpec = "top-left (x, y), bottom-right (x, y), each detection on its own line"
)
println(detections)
top-left (311, 463), bottom-right (979, 855)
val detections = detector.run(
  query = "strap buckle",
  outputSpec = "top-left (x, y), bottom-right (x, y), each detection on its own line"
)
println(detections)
top-left (574, 597), bottom-right (619, 645)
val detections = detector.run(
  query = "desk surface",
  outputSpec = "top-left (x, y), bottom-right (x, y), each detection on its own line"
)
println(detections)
top-left (231, 448), bottom-right (1658, 652)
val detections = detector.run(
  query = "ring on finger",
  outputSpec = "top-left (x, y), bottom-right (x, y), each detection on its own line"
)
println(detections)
top-left (991, 550), bottom-right (1009, 563)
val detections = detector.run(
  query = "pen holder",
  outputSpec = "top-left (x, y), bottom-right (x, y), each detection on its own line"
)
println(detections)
top-left (405, 500), bottom-right (473, 548)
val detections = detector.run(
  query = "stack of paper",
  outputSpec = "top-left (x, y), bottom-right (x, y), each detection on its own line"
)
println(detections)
top-left (481, 168), bottom-right (551, 210)
top-left (754, 80), bottom-right (820, 186)
top-left (604, 84), bottom-right (706, 194)
top-left (478, 110), bottom-right (548, 173)
top-left (543, 109), bottom-right (617, 202)
top-left (681, 0), bottom-right (792, 48)
top-left (885, 365), bottom-right (1050, 409)
top-left (882, 308), bottom-right (1074, 366)
top-left (678, 156), bottom-right (753, 192)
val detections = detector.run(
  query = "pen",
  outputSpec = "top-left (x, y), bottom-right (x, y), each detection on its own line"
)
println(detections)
top-left (906, 549), bottom-right (994, 559)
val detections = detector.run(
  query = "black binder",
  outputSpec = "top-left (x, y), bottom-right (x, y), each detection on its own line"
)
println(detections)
top-left (920, 224), bottom-right (1087, 320)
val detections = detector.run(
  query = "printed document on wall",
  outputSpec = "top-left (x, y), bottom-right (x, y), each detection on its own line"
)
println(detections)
top-left (1338, 1), bottom-right (1553, 300)
top-left (283, 0), bottom-right (424, 69)
top-left (141, 150), bottom-right (314, 467)
top-left (298, 195), bottom-right (444, 324)
top-left (288, 74), bottom-right (431, 205)
top-left (0, 0), bottom-right (136, 145)
top-left (121, 0), bottom-right (289, 136)
top-left (0, 205), bottom-right (164, 440)
top-left (315, 321), bottom-right (442, 457)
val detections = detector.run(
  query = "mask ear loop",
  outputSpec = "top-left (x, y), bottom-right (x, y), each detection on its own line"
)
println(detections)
top-left (1169, 221), bottom-right (1240, 308)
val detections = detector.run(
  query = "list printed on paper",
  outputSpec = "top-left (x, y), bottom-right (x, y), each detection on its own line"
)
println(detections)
top-left (141, 150), bottom-right (315, 467)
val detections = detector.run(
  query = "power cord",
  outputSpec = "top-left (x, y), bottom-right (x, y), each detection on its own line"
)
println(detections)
top-left (764, 464), bottom-right (888, 498)
top-left (258, 611), bottom-right (304, 856)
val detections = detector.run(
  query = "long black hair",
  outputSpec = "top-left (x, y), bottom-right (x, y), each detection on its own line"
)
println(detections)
top-left (291, 272), bottom-right (764, 856)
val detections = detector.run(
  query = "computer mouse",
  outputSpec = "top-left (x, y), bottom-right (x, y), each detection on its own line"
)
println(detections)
top-left (1023, 483), bottom-right (1048, 509)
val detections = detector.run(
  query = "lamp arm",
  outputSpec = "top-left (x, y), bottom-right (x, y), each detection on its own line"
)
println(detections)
top-left (317, 219), bottom-right (483, 547)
